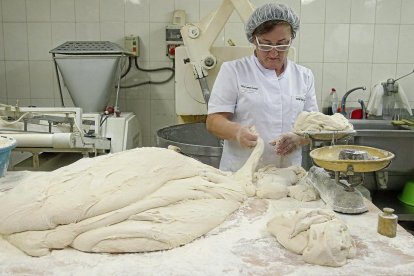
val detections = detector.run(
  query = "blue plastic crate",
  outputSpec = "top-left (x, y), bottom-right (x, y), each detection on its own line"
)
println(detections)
top-left (0, 136), bottom-right (17, 177)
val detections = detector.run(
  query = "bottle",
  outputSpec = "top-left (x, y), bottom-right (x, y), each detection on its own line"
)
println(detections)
top-left (377, 207), bottom-right (398, 238)
top-left (330, 88), bottom-right (338, 114)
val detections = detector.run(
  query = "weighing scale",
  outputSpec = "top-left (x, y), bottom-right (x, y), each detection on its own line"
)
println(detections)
top-left (297, 130), bottom-right (394, 214)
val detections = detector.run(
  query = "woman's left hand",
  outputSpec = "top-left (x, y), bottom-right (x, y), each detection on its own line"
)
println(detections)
top-left (269, 133), bottom-right (309, 156)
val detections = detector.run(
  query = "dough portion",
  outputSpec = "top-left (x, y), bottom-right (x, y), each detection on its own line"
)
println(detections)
top-left (287, 173), bottom-right (319, 202)
top-left (303, 217), bottom-right (356, 267)
top-left (0, 138), bottom-right (264, 256)
top-left (293, 111), bottom-right (353, 132)
top-left (267, 208), bottom-right (356, 267)
top-left (234, 127), bottom-right (265, 197)
top-left (254, 165), bottom-right (313, 201)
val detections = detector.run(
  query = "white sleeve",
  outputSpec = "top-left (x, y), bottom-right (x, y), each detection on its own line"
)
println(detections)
top-left (304, 69), bottom-right (319, 112)
top-left (208, 62), bottom-right (238, 114)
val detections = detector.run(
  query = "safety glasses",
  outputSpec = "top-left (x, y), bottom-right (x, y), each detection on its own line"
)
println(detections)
top-left (255, 36), bottom-right (291, 52)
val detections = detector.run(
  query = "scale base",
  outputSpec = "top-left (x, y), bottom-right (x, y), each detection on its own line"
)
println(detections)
top-left (307, 166), bottom-right (368, 214)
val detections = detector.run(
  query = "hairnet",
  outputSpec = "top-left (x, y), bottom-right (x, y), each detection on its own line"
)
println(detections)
top-left (245, 3), bottom-right (300, 42)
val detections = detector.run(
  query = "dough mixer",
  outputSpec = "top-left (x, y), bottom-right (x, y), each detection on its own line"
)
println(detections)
top-left (297, 130), bottom-right (394, 214)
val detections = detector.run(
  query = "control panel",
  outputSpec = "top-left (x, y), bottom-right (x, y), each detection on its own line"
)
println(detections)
top-left (124, 35), bottom-right (139, 56)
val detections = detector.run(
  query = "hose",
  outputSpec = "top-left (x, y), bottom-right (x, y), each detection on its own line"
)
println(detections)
top-left (119, 56), bottom-right (175, 89)
top-left (0, 113), bottom-right (30, 125)
top-left (120, 56), bottom-right (132, 79)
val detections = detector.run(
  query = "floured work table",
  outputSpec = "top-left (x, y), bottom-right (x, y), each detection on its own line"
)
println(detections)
top-left (0, 171), bottom-right (413, 276)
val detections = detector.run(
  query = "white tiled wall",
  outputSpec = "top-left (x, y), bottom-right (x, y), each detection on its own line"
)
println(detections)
top-left (1, 0), bottom-right (414, 146)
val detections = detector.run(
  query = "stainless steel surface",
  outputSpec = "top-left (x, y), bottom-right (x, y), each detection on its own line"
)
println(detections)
top-left (50, 41), bottom-right (125, 55)
top-left (349, 119), bottom-right (414, 188)
top-left (341, 119), bottom-right (414, 222)
top-left (54, 56), bottom-right (121, 112)
top-left (350, 119), bottom-right (405, 130)
top-left (51, 41), bottom-right (128, 112)
top-left (156, 123), bottom-right (222, 168)
top-left (55, 56), bottom-right (120, 112)
top-left (51, 41), bottom-right (127, 113)
top-left (340, 86), bottom-right (366, 117)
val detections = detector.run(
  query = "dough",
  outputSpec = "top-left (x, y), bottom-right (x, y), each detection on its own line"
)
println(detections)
top-left (303, 218), bottom-right (356, 267)
top-left (293, 111), bottom-right (353, 132)
top-left (0, 138), bottom-right (264, 256)
top-left (254, 165), bottom-right (306, 199)
top-left (234, 127), bottom-right (265, 197)
top-left (287, 174), bottom-right (319, 202)
top-left (267, 208), bottom-right (356, 267)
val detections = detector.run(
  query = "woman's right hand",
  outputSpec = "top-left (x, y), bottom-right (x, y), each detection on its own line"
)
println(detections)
top-left (236, 126), bottom-right (258, 149)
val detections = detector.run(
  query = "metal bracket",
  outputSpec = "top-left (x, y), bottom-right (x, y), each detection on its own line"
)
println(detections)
top-left (346, 164), bottom-right (355, 176)
top-left (375, 171), bottom-right (389, 190)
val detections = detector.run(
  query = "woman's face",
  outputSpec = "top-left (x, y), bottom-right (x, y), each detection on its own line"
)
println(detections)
top-left (254, 24), bottom-right (292, 71)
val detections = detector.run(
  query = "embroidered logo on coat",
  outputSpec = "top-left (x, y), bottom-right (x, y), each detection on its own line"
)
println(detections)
top-left (295, 95), bottom-right (306, 102)
top-left (240, 84), bottom-right (259, 94)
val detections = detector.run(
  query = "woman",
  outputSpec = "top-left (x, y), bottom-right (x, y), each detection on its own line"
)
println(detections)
top-left (207, 3), bottom-right (318, 172)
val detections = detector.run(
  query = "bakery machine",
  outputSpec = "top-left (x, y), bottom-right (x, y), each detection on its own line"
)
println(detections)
top-left (0, 41), bottom-right (142, 170)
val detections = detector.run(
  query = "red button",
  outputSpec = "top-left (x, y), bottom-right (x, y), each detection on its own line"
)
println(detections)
top-left (169, 46), bottom-right (175, 56)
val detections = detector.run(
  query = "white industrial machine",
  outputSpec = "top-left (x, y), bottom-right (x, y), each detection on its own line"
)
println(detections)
top-left (175, 0), bottom-right (255, 115)
top-left (166, 10), bottom-right (186, 59)
top-left (175, 0), bottom-right (296, 116)
top-left (176, 0), bottom-right (254, 115)
top-left (175, 46), bottom-right (254, 115)
top-left (0, 41), bottom-right (142, 170)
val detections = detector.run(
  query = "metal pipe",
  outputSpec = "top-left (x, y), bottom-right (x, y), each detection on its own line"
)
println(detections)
top-left (395, 69), bottom-right (414, 82)
top-left (52, 53), bottom-right (65, 107)
top-left (358, 99), bottom-right (366, 119)
top-left (198, 77), bottom-right (211, 106)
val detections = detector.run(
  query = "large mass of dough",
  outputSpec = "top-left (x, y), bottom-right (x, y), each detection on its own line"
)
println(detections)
top-left (0, 139), bottom-right (264, 257)
top-left (293, 111), bottom-right (353, 132)
top-left (267, 208), bottom-right (356, 267)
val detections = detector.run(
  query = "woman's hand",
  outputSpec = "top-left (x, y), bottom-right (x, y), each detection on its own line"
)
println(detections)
top-left (236, 126), bottom-right (258, 149)
top-left (270, 133), bottom-right (309, 155)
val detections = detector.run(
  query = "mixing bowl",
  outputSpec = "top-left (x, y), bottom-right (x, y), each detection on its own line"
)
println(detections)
top-left (0, 136), bottom-right (17, 177)
top-left (399, 180), bottom-right (414, 206)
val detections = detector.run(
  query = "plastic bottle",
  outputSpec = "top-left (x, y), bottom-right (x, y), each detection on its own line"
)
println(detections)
top-left (377, 207), bottom-right (398, 238)
top-left (330, 88), bottom-right (338, 114)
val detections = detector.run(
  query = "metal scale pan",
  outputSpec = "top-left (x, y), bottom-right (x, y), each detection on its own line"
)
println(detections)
top-left (310, 145), bottom-right (394, 173)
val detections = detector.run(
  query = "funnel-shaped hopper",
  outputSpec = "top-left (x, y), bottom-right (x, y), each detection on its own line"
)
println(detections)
top-left (51, 41), bottom-right (126, 113)
top-left (55, 57), bottom-right (120, 112)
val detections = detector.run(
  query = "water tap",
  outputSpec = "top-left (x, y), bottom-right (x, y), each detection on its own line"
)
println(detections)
top-left (358, 99), bottom-right (366, 119)
top-left (341, 86), bottom-right (366, 117)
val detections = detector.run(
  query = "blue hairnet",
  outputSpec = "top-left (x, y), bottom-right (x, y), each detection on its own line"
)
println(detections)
top-left (245, 3), bottom-right (300, 42)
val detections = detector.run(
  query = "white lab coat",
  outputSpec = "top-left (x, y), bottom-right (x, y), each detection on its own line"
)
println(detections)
top-left (208, 55), bottom-right (318, 172)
